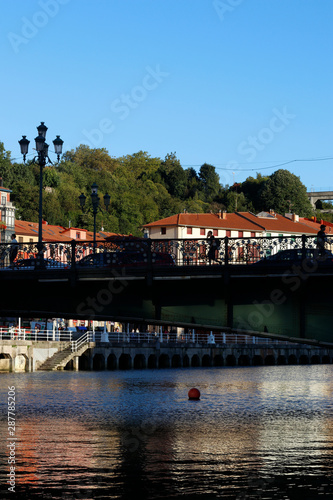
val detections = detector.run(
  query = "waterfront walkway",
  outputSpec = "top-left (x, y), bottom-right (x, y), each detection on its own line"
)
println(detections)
top-left (1, 329), bottom-right (332, 372)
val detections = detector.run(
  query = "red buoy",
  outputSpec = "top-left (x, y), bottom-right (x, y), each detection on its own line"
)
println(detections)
top-left (188, 388), bottom-right (200, 400)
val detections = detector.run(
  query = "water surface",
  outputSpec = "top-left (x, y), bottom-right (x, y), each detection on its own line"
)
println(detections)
top-left (1, 366), bottom-right (332, 499)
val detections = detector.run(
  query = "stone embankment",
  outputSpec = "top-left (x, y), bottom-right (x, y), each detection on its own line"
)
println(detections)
top-left (1, 339), bottom-right (332, 372)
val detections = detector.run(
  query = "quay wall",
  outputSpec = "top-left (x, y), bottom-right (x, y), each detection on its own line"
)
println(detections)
top-left (78, 342), bottom-right (333, 371)
top-left (1, 340), bottom-right (333, 372)
top-left (0, 341), bottom-right (70, 372)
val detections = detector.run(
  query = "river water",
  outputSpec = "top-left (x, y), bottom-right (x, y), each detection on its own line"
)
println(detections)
top-left (0, 365), bottom-right (332, 499)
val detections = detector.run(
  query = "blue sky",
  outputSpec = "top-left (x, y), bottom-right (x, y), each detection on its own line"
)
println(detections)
top-left (1, 0), bottom-right (332, 191)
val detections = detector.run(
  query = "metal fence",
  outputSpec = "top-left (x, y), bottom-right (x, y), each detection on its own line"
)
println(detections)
top-left (0, 327), bottom-right (296, 346)
top-left (1, 234), bottom-right (332, 269)
top-left (0, 328), bottom-right (74, 342)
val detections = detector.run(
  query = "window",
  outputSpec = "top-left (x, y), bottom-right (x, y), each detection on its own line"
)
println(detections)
top-left (226, 230), bottom-right (231, 237)
top-left (1, 196), bottom-right (6, 205)
top-left (251, 232), bottom-right (255, 237)
top-left (200, 228), bottom-right (205, 236)
top-left (76, 232), bottom-right (81, 239)
top-left (161, 227), bottom-right (166, 235)
top-left (213, 229), bottom-right (218, 236)
top-left (238, 231), bottom-right (243, 238)
top-left (187, 227), bottom-right (192, 235)
top-left (18, 237), bottom-right (23, 243)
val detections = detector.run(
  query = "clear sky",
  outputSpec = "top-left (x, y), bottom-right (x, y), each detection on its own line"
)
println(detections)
top-left (1, 0), bottom-right (332, 191)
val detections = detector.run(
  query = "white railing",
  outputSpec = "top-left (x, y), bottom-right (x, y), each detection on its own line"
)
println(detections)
top-left (91, 330), bottom-right (298, 346)
top-left (71, 331), bottom-right (94, 352)
top-left (0, 328), bottom-right (74, 342)
top-left (0, 327), bottom-right (298, 346)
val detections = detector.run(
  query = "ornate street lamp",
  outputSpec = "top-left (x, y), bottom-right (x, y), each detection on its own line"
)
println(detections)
top-left (79, 183), bottom-right (110, 252)
top-left (19, 122), bottom-right (63, 264)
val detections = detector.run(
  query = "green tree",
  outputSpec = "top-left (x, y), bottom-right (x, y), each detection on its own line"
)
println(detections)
top-left (184, 168), bottom-right (200, 199)
top-left (225, 191), bottom-right (248, 212)
top-left (12, 182), bottom-right (39, 221)
top-left (1, 138), bottom-right (318, 237)
top-left (43, 167), bottom-right (61, 188)
top-left (239, 173), bottom-right (269, 212)
top-left (0, 143), bottom-right (15, 186)
top-left (260, 169), bottom-right (313, 216)
top-left (184, 198), bottom-right (208, 213)
top-left (43, 191), bottom-right (64, 225)
top-left (119, 151), bottom-right (161, 180)
top-left (198, 163), bottom-right (220, 202)
top-left (157, 153), bottom-right (187, 199)
top-left (63, 144), bottom-right (118, 173)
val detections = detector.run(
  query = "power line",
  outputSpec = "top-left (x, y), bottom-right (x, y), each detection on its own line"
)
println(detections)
top-left (183, 156), bottom-right (333, 172)
top-left (7, 153), bottom-right (333, 172)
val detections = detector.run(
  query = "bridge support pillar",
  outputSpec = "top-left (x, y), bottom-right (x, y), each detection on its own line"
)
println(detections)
top-left (102, 351), bottom-right (108, 370)
top-left (88, 356), bottom-right (93, 371)
top-left (10, 356), bottom-right (16, 373)
top-left (26, 357), bottom-right (33, 372)
top-left (31, 357), bottom-right (36, 372)
top-left (73, 356), bottom-right (79, 371)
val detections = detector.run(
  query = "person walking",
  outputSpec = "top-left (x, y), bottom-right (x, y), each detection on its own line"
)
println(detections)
top-left (207, 230), bottom-right (218, 264)
top-left (317, 224), bottom-right (326, 257)
top-left (9, 233), bottom-right (18, 265)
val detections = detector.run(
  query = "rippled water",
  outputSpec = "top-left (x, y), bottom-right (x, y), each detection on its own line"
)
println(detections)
top-left (1, 365), bottom-right (333, 499)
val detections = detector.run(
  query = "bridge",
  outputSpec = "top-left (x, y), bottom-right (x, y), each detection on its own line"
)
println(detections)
top-left (307, 190), bottom-right (333, 208)
top-left (0, 235), bottom-right (333, 345)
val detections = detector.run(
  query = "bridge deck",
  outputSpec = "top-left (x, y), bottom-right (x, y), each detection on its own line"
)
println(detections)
top-left (1, 236), bottom-right (333, 344)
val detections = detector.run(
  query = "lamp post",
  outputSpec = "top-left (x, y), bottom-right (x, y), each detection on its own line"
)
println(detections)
top-left (79, 183), bottom-right (110, 252)
top-left (19, 122), bottom-right (63, 263)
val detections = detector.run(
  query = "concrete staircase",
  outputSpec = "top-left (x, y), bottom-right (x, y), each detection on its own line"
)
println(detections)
top-left (37, 342), bottom-right (93, 371)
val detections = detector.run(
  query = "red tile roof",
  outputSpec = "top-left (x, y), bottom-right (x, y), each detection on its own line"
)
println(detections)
top-left (143, 212), bottom-right (318, 234)
top-left (14, 220), bottom-right (119, 242)
top-left (300, 217), bottom-right (333, 235)
top-left (143, 213), bottom-right (263, 231)
top-left (238, 212), bottom-right (318, 234)
top-left (15, 220), bottom-right (72, 241)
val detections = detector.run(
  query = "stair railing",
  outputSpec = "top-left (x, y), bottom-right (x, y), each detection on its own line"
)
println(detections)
top-left (71, 331), bottom-right (93, 352)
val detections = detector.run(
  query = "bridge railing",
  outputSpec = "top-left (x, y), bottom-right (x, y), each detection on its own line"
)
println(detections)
top-left (1, 234), bottom-right (333, 269)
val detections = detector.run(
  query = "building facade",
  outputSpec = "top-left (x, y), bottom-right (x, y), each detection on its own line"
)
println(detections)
top-left (143, 211), bottom-right (319, 239)
top-left (0, 183), bottom-right (15, 242)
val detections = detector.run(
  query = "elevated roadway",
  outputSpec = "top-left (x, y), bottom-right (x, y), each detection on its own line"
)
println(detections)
top-left (307, 190), bottom-right (333, 208)
top-left (1, 261), bottom-right (333, 345)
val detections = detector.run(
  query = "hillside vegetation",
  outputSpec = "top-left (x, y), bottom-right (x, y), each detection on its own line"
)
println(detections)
top-left (0, 142), bottom-right (321, 236)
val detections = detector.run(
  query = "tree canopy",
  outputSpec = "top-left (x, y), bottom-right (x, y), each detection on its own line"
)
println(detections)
top-left (0, 142), bottom-right (317, 235)
top-left (259, 169), bottom-right (313, 217)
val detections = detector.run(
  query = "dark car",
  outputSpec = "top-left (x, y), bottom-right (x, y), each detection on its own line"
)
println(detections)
top-left (77, 251), bottom-right (175, 268)
top-left (253, 248), bottom-right (333, 265)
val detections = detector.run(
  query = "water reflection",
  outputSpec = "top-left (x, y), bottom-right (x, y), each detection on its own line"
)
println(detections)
top-left (0, 366), bottom-right (332, 499)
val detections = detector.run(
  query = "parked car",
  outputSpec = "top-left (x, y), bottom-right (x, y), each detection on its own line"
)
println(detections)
top-left (253, 248), bottom-right (333, 265)
top-left (7, 258), bottom-right (69, 270)
top-left (77, 251), bottom-right (175, 268)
